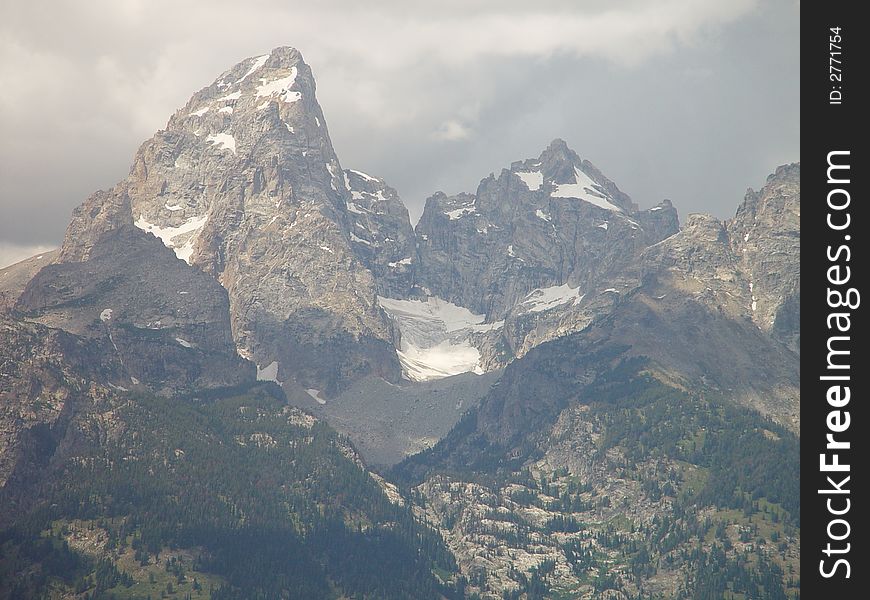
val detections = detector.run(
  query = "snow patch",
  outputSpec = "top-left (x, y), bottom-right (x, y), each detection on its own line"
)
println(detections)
top-left (378, 296), bottom-right (502, 381)
top-left (190, 106), bottom-right (210, 117)
top-left (164, 202), bottom-right (184, 211)
top-left (206, 133), bottom-right (236, 154)
top-left (397, 342), bottom-right (483, 382)
top-left (445, 206), bottom-right (476, 220)
top-left (347, 201), bottom-right (366, 214)
top-left (597, 222), bottom-right (609, 230)
top-left (535, 209), bottom-right (551, 222)
top-left (521, 284), bottom-right (584, 313)
top-left (551, 167), bottom-right (622, 212)
top-left (239, 54), bottom-right (269, 82)
top-left (175, 337), bottom-right (194, 348)
top-left (650, 206), bottom-right (663, 212)
top-left (350, 233), bottom-right (371, 245)
top-left (326, 162), bottom-right (344, 191)
top-left (218, 106), bottom-right (233, 114)
top-left (349, 169), bottom-right (377, 182)
top-left (515, 170), bottom-right (543, 191)
top-left (306, 388), bottom-right (326, 405)
top-left (256, 69), bottom-right (301, 104)
top-left (134, 214), bottom-right (208, 264)
top-left (256, 361), bottom-right (280, 383)
top-left (216, 91), bottom-right (242, 102)
top-left (100, 308), bottom-right (113, 322)
top-left (388, 257), bottom-right (413, 268)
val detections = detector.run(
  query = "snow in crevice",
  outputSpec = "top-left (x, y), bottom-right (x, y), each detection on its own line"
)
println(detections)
top-left (348, 169), bottom-right (377, 182)
top-left (551, 167), bottom-right (622, 212)
top-left (256, 68), bottom-right (301, 104)
top-left (535, 209), bottom-right (551, 222)
top-left (326, 162), bottom-right (344, 191)
top-left (520, 283), bottom-right (584, 313)
top-left (238, 54), bottom-right (269, 83)
top-left (347, 201), bottom-right (366, 214)
top-left (378, 296), bottom-right (503, 381)
top-left (256, 361), bottom-right (280, 383)
top-left (134, 214), bottom-right (208, 264)
top-left (351, 233), bottom-right (371, 245)
top-left (515, 170), bottom-right (543, 191)
top-left (216, 91), bottom-right (242, 102)
top-left (206, 133), bottom-right (236, 154)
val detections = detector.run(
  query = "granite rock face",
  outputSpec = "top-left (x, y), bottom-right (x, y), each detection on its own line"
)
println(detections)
top-left (726, 163), bottom-right (801, 353)
top-left (17, 226), bottom-right (253, 396)
top-left (53, 47), bottom-right (406, 396)
top-left (343, 169), bottom-right (417, 298)
top-left (411, 139), bottom-right (679, 370)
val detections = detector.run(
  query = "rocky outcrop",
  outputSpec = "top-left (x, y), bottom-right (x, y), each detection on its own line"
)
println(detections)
top-left (17, 226), bottom-right (253, 396)
top-left (343, 169), bottom-right (417, 298)
top-left (0, 250), bottom-right (58, 311)
top-left (0, 313), bottom-right (122, 492)
top-left (410, 139), bottom-right (679, 371)
top-left (726, 163), bottom-right (800, 353)
top-left (51, 47), bottom-right (407, 396)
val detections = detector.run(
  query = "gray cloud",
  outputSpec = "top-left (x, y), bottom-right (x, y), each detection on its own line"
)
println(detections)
top-left (0, 0), bottom-right (797, 256)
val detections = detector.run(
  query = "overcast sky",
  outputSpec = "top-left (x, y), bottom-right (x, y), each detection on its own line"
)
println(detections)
top-left (0, 0), bottom-right (798, 267)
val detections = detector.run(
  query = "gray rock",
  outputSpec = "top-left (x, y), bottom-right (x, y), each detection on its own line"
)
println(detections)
top-left (413, 139), bottom-right (679, 370)
top-left (17, 226), bottom-right (253, 396)
top-left (56, 47), bottom-right (407, 395)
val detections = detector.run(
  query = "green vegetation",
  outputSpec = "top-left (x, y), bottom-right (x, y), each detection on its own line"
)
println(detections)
top-left (394, 356), bottom-right (800, 599)
top-left (0, 383), bottom-right (459, 599)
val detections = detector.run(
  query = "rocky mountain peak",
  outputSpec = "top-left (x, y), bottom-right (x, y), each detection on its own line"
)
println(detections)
top-left (398, 140), bottom-right (681, 380)
top-left (727, 162), bottom-right (800, 351)
top-left (45, 47), bottom-right (412, 396)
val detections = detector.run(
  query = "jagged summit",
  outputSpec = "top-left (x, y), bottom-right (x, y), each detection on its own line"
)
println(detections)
top-left (51, 46), bottom-right (416, 396)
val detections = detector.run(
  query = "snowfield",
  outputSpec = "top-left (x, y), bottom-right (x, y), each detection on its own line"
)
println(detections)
top-left (377, 296), bottom-right (503, 381)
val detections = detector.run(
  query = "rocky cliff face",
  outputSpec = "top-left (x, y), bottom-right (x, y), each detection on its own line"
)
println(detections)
top-left (395, 164), bottom-right (801, 599)
top-left (726, 163), bottom-right (801, 353)
top-left (17, 226), bottom-right (254, 396)
top-left (52, 47), bottom-right (410, 396)
top-left (404, 139), bottom-right (679, 374)
top-left (462, 164), bottom-right (802, 448)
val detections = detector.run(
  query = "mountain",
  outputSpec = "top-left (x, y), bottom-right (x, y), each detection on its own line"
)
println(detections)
top-left (0, 377), bottom-right (457, 598)
top-left (393, 164), bottom-right (801, 598)
top-left (16, 226), bottom-right (253, 396)
top-left (54, 47), bottom-right (415, 398)
top-left (397, 139), bottom-right (679, 377)
top-left (0, 44), bottom-right (800, 599)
